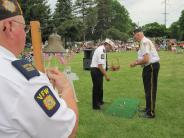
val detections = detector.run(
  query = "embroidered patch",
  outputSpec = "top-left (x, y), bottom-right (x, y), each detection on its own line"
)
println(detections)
top-left (3, 0), bottom-right (16, 13)
top-left (101, 54), bottom-right (105, 59)
top-left (12, 59), bottom-right (40, 80)
top-left (34, 86), bottom-right (60, 117)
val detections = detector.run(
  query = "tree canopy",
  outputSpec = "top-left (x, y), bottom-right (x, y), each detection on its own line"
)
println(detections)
top-left (18, 0), bottom-right (184, 43)
top-left (18, 0), bottom-right (52, 42)
top-left (142, 22), bottom-right (167, 38)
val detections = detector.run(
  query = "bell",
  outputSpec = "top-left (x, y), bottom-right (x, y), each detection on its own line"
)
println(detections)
top-left (43, 33), bottom-right (65, 53)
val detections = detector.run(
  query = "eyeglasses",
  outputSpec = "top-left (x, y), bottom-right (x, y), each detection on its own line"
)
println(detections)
top-left (11, 20), bottom-right (30, 34)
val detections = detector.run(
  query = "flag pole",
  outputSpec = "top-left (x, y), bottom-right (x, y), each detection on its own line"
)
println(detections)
top-left (30, 21), bottom-right (45, 73)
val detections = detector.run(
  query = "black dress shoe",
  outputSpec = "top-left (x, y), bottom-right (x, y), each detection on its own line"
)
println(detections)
top-left (99, 101), bottom-right (104, 105)
top-left (93, 106), bottom-right (101, 110)
top-left (139, 113), bottom-right (155, 119)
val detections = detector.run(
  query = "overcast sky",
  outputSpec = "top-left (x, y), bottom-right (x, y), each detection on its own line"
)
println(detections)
top-left (48, 0), bottom-right (184, 27)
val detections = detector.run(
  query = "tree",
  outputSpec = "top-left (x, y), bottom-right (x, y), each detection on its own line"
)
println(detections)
top-left (169, 21), bottom-right (180, 40)
top-left (142, 22), bottom-right (167, 38)
top-left (84, 6), bottom-right (98, 40)
top-left (105, 27), bottom-right (129, 41)
top-left (53, 0), bottom-right (77, 46)
top-left (57, 19), bottom-right (83, 48)
top-left (94, 0), bottom-right (112, 40)
top-left (18, 0), bottom-right (52, 42)
top-left (53, 0), bottom-right (72, 27)
top-left (73, 0), bottom-right (97, 41)
top-left (178, 10), bottom-right (184, 40)
top-left (93, 0), bottom-right (133, 41)
top-left (111, 0), bottom-right (132, 34)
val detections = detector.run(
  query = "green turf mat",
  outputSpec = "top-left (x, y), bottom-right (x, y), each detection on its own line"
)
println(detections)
top-left (105, 98), bottom-right (140, 118)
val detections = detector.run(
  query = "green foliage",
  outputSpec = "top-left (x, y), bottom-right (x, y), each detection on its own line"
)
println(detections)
top-left (18, 0), bottom-right (52, 42)
top-left (18, 0), bottom-right (134, 42)
top-left (167, 10), bottom-right (184, 40)
top-left (85, 6), bottom-right (98, 40)
top-left (53, 0), bottom-right (77, 44)
top-left (73, 0), bottom-right (97, 41)
top-left (178, 10), bottom-right (184, 40)
top-left (18, 0), bottom-right (184, 43)
top-left (53, 0), bottom-right (72, 27)
top-left (57, 19), bottom-right (83, 43)
top-left (169, 21), bottom-right (180, 40)
top-left (105, 27), bottom-right (129, 41)
top-left (94, 0), bottom-right (112, 39)
top-left (111, 0), bottom-right (133, 34)
top-left (94, 0), bottom-right (133, 40)
top-left (73, 0), bottom-right (96, 20)
top-left (142, 22), bottom-right (168, 38)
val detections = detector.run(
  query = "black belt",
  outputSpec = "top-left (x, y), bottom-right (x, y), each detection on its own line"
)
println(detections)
top-left (90, 67), bottom-right (103, 76)
top-left (143, 62), bottom-right (159, 68)
top-left (91, 67), bottom-right (99, 70)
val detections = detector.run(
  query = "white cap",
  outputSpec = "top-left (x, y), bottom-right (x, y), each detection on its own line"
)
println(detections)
top-left (105, 38), bottom-right (115, 47)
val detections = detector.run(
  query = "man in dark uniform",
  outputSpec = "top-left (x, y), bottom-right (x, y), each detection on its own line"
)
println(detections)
top-left (90, 38), bottom-right (114, 110)
top-left (130, 28), bottom-right (160, 118)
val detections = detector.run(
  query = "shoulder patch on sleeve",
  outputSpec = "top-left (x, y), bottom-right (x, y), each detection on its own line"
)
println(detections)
top-left (34, 86), bottom-right (60, 117)
top-left (11, 59), bottom-right (40, 80)
top-left (101, 54), bottom-right (105, 59)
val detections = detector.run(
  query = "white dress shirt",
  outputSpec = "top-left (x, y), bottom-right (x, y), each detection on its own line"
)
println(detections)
top-left (0, 46), bottom-right (76, 138)
top-left (138, 37), bottom-right (160, 66)
top-left (90, 45), bottom-right (106, 69)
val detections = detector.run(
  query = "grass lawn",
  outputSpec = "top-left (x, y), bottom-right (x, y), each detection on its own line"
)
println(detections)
top-left (56, 51), bottom-right (184, 138)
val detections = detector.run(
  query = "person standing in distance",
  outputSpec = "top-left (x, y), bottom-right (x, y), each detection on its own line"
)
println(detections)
top-left (130, 28), bottom-right (160, 118)
top-left (90, 38), bottom-right (114, 110)
top-left (0, 0), bottom-right (78, 137)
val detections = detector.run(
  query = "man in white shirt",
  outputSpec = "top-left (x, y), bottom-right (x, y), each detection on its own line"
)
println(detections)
top-left (0, 0), bottom-right (78, 137)
top-left (90, 38), bottom-right (114, 110)
top-left (130, 28), bottom-right (160, 118)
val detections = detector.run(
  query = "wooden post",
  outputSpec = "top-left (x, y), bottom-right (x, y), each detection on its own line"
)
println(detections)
top-left (30, 21), bottom-right (45, 73)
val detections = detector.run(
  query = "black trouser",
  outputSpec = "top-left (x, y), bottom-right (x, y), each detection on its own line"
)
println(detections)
top-left (142, 62), bottom-right (160, 116)
top-left (90, 68), bottom-right (104, 108)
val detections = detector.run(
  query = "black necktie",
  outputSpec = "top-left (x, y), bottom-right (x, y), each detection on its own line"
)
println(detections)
top-left (106, 52), bottom-right (108, 71)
